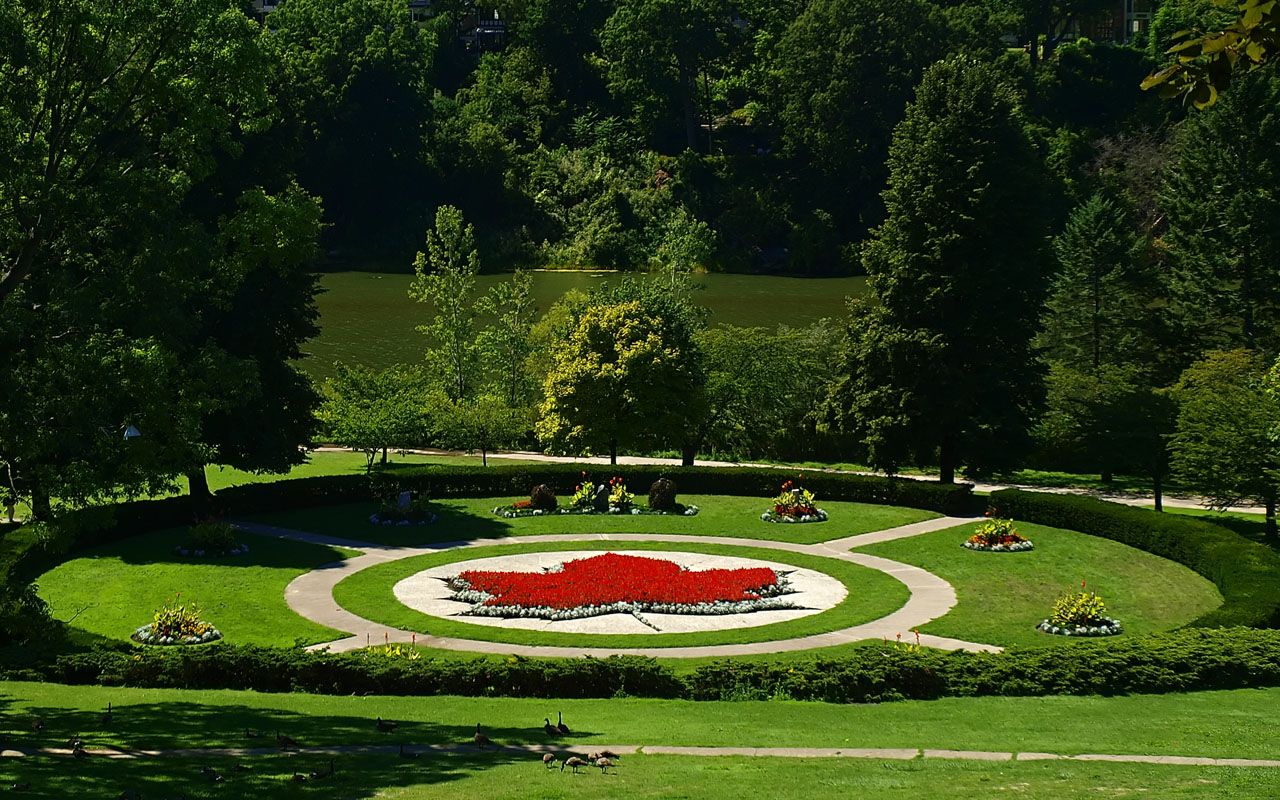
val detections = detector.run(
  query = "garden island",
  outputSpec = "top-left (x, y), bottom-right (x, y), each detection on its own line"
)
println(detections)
top-left (1, 0), bottom-right (1278, 797)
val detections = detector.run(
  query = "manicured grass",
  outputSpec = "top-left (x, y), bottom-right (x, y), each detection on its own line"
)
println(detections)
top-left (333, 541), bottom-right (908, 648)
top-left (854, 522), bottom-right (1223, 648)
top-left (37, 529), bottom-right (359, 648)
top-left (193, 450), bottom-right (520, 494)
top-left (2, 680), bottom-right (1277, 758)
top-left (244, 495), bottom-right (938, 547)
top-left (3, 752), bottom-right (1273, 800)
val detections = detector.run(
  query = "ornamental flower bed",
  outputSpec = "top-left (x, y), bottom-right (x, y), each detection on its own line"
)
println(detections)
top-left (133, 594), bottom-right (222, 646)
top-left (1038, 583), bottom-right (1122, 637)
top-left (494, 475), bottom-right (699, 518)
top-left (369, 492), bottom-right (438, 526)
top-left (761, 479), bottom-right (827, 523)
top-left (963, 517), bottom-right (1034, 552)
top-left (173, 520), bottom-right (248, 558)
top-left (445, 553), bottom-right (796, 621)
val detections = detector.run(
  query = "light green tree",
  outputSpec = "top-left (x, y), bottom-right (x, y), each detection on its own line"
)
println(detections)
top-left (319, 364), bottom-right (432, 471)
top-left (477, 269), bottom-right (537, 407)
top-left (409, 205), bottom-right (482, 402)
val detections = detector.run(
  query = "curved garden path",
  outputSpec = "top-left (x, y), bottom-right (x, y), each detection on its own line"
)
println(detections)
top-left (236, 516), bottom-right (1002, 656)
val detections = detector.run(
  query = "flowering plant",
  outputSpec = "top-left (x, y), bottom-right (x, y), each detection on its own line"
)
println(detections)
top-left (963, 517), bottom-right (1033, 552)
top-left (133, 594), bottom-right (222, 646)
top-left (1038, 581), bottom-right (1122, 636)
top-left (569, 472), bottom-right (596, 510)
top-left (607, 476), bottom-right (634, 510)
top-left (446, 553), bottom-right (795, 621)
top-left (762, 478), bottom-right (827, 523)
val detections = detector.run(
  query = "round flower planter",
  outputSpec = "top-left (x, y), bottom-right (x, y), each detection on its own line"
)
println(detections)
top-left (368, 512), bottom-right (439, 527)
top-left (132, 623), bottom-right (223, 646)
top-left (173, 543), bottom-right (249, 558)
top-left (493, 505), bottom-right (700, 519)
top-left (761, 508), bottom-right (828, 524)
top-left (1037, 617), bottom-right (1122, 637)
top-left (962, 539), bottom-right (1034, 552)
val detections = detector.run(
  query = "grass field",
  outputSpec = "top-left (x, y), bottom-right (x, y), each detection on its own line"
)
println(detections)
top-left (37, 529), bottom-right (359, 648)
top-left (854, 522), bottom-right (1222, 648)
top-left (1, 681), bottom-right (1277, 799)
top-left (332, 540), bottom-right (908, 649)
top-left (243, 496), bottom-right (937, 547)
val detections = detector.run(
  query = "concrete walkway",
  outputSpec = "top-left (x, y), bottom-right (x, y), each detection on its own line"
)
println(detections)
top-left (13, 741), bottom-right (1280, 769)
top-left (236, 516), bottom-right (998, 657)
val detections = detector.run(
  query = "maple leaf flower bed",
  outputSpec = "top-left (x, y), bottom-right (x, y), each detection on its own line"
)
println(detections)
top-left (444, 552), bottom-right (797, 621)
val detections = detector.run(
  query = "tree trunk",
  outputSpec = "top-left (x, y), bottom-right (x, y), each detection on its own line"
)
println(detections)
top-left (680, 64), bottom-right (699, 151)
top-left (481, 445), bottom-right (488, 468)
top-left (938, 438), bottom-right (956, 485)
top-left (1267, 497), bottom-right (1277, 539)
top-left (187, 466), bottom-right (212, 501)
top-left (1100, 470), bottom-right (1113, 484)
top-left (1152, 470), bottom-right (1163, 513)
top-left (30, 487), bottom-right (51, 522)
top-left (681, 443), bottom-right (696, 467)
top-left (610, 438), bottom-right (618, 466)
top-left (381, 447), bottom-right (388, 466)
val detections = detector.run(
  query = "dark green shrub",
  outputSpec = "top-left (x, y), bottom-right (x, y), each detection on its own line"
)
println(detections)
top-left (989, 490), bottom-right (1280, 628)
top-left (529, 484), bottom-right (557, 510)
top-left (648, 477), bottom-right (678, 511)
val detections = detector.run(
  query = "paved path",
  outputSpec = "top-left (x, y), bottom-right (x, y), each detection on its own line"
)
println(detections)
top-left (325, 445), bottom-right (1264, 514)
top-left (236, 516), bottom-right (996, 657)
top-left (10, 741), bottom-right (1280, 769)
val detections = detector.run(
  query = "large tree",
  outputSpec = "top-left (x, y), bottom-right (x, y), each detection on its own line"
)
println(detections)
top-left (831, 57), bottom-right (1050, 482)
top-left (1160, 68), bottom-right (1280, 357)
top-left (1170, 349), bottom-right (1280, 537)
top-left (409, 205), bottom-right (482, 403)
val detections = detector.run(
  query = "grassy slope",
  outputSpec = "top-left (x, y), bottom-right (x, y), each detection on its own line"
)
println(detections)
top-left (245, 496), bottom-right (937, 547)
top-left (1, 681), bottom-right (1277, 758)
top-left (332, 541), bottom-right (907, 648)
top-left (37, 529), bottom-right (359, 648)
top-left (854, 522), bottom-right (1223, 648)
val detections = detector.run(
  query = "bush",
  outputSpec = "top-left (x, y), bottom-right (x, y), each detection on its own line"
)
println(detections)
top-left (20, 628), bottom-right (1280, 703)
top-left (186, 520), bottom-right (240, 555)
top-left (529, 484), bottom-right (558, 511)
top-left (988, 490), bottom-right (1280, 628)
top-left (648, 477), bottom-right (678, 511)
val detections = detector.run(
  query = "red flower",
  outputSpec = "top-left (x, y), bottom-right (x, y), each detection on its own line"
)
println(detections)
top-left (455, 553), bottom-right (779, 610)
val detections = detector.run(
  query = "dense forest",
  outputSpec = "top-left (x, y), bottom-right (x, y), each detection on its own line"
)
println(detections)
top-left (2, 0), bottom-right (1278, 533)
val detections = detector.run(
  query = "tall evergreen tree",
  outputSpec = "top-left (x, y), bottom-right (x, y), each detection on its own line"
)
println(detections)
top-left (830, 57), bottom-right (1050, 482)
top-left (1160, 69), bottom-right (1280, 357)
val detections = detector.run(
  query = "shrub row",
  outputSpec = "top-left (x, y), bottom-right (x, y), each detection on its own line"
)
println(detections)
top-left (14, 628), bottom-right (1280, 703)
top-left (988, 490), bottom-right (1280, 629)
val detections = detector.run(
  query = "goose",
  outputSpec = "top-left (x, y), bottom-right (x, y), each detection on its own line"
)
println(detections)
top-left (399, 743), bottom-right (419, 760)
top-left (589, 750), bottom-right (621, 761)
top-left (200, 765), bottom-right (225, 784)
top-left (290, 771), bottom-right (308, 784)
top-left (555, 712), bottom-right (570, 736)
top-left (71, 745), bottom-right (87, 760)
top-left (543, 718), bottom-right (559, 736)
top-left (542, 753), bottom-right (558, 769)
top-left (376, 717), bottom-right (398, 733)
top-left (473, 723), bottom-right (492, 749)
top-left (310, 759), bottom-right (335, 780)
top-left (594, 756), bottom-right (617, 775)
top-left (10, 782), bottom-right (31, 792)
top-left (276, 731), bottom-right (299, 750)
top-left (66, 736), bottom-right (83, 749)
top-left (30, 718), bottom-right (43, 733)
top-left (561, 756), bottom-right (587, 774)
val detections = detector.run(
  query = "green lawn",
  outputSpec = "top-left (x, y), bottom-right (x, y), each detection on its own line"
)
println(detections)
top-left (333, 540), bottom-right (908, 648)
top-left (1, 681), bottom-right (1279, 799)
top-left (37, 528), bottom-right (359, 648)
top-left (854, 522), bottom-right (1222, 648)
top-left (244, 495), bottom-right (938, 547)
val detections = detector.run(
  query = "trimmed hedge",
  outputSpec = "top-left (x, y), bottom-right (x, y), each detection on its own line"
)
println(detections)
top-left (989, 490), bottom-right (1280, 629)
top-left (13, 628), bottom-right (1280, 704)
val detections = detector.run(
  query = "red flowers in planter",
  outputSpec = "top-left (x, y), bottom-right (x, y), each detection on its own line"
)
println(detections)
top-left (456, 553), bottom-right (779, 610)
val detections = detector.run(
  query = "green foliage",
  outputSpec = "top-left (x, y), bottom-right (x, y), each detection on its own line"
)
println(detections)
top-left (1170, 350), bottom-right (1280, 525)
top-left (832, 57), bottom-right (1050, 480)
top-left (1142, 0), bottom-right (1279, 107)
top-left (319, 364), bottom-right (432, 470)
top-left (442, 393), bottom-right (530, 466)
top-left (409, 205), bottom-right (482, 402)
top-left (648, 477), bottom-right (679, 511)
top-left (476, 269), bottom-right (537, 406)
top-left (1159, 69), bottom-right (1280, 355)
top-left (186, 521), bottom-right (240, 555)
top-left (988, 489), bottom-right (1280, 627)
top-left (148, 595), bottom-right (216, 642)
top-left (1048, 590), bottom-right (1110, 627)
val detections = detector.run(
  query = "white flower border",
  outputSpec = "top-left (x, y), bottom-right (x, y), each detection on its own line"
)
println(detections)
top-left (132, 622), bottom-right (223, 646)
top-left (761, 508), bottom-right (828, 524)
top-left (493, 505), bottom-right (700, 519)
top-left (369, 512), bottom-right (439, 527)
top-left (962, 539), bottom-right (1035, 552)
top-left (1037, 616), bottom-right (1123, 637)
top-left (173, 543), bottom-right (249, 558)
top-left (445, 570), bottom-right (794, 621)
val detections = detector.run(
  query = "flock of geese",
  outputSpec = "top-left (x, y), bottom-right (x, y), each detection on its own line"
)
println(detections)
top-left (10, 704), bottom-right (619, 794)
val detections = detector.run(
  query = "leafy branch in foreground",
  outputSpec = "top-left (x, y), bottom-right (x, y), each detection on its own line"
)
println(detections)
top-left (1141, 0), bottom-right (1277, 107)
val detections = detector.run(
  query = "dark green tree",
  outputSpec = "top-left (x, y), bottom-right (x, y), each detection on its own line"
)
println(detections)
top-left (831, 57), bottom-right (1050, 483)
top-left (1160, 69), bottom-right (1280, 357)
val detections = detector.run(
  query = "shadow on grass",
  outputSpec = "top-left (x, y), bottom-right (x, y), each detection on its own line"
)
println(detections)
top-left (87, 528), bottom-right (358, 570)
top-left (244, 503), bottom-right (513, 548)
top-left (0, 699), bottom-right (593, 799)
